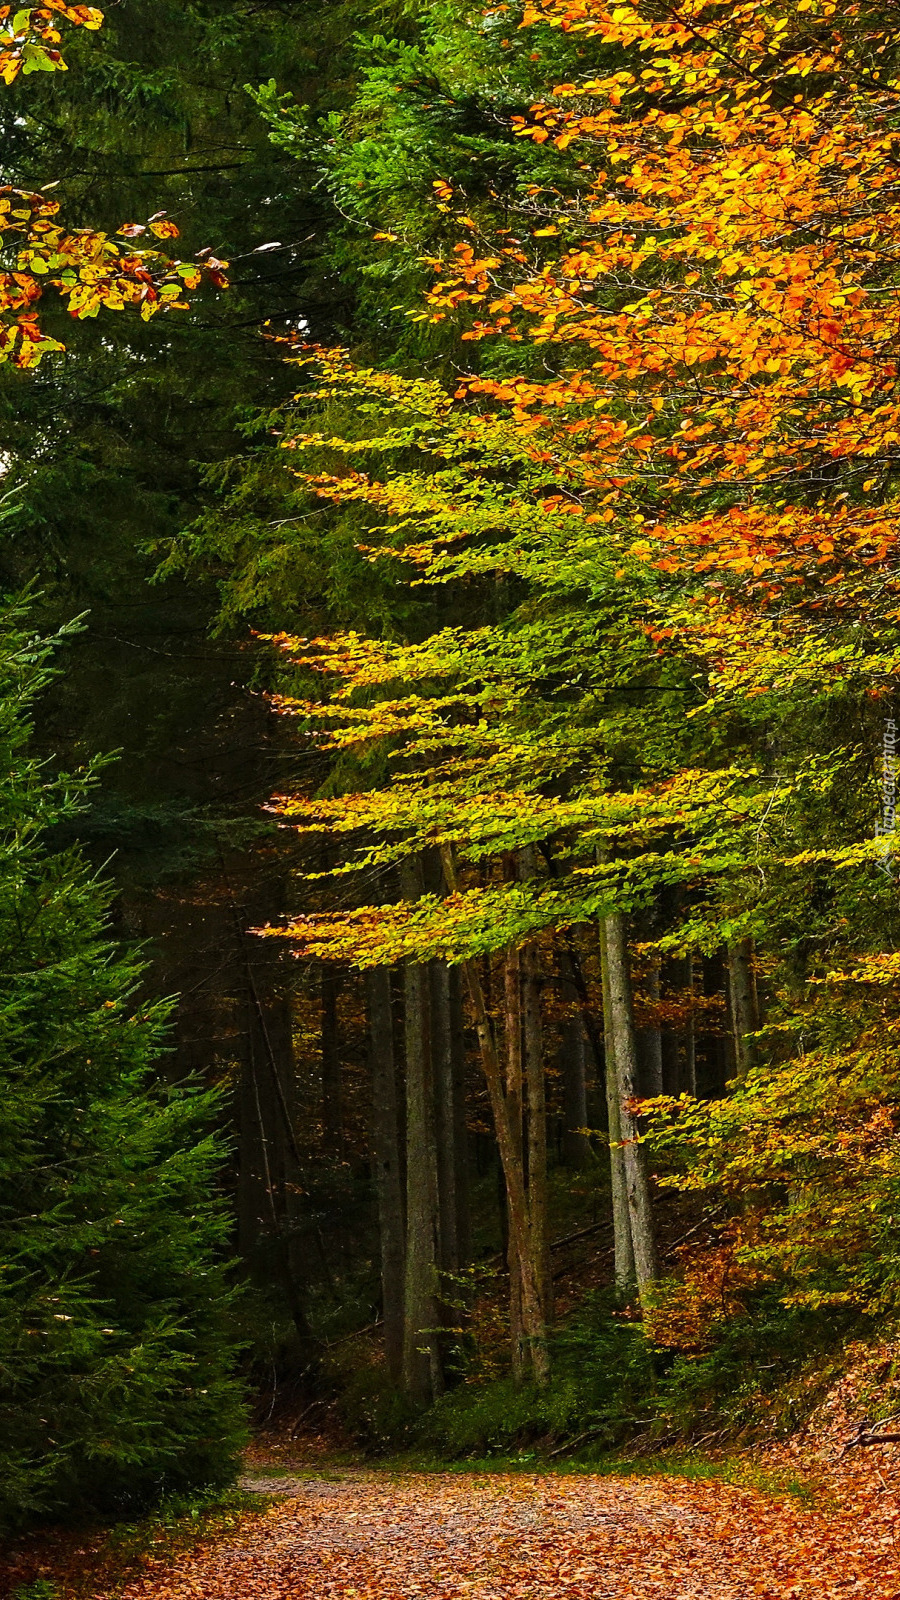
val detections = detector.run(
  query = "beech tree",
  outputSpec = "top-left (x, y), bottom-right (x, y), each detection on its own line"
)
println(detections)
top-left (233, 0), bottom-right (900, 1366)
top-left (56, 0), bottom-right (898, 1429)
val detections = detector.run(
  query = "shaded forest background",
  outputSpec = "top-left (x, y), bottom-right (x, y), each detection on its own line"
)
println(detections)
top-left (6, 0), bottom-right (900, 1535)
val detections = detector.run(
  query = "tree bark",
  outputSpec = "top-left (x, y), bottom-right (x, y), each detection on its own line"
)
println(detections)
top-left (251, 984), bottom-right (307, 1293)
top-left (682, 953), bottom-right (697, 1096)
top-left (702, 953), bottom-right (730, 1097)
top-left (504, 943), bottom-right (526, 1383)
top-left (600, 922), bottom-right (636, 1293)
top-left (560, 1011), bottom-right (592, 1167)
top-left (321, 966), bottom-right (343, 1154)
top-left (431, 960), bottom-right (459, 1275)
top-left (441, 845), bottom-right (549, 1384)
top-left (244, 1033), bottom-right (313, 1345)
top-left (449, 966), bottom-right (471, 1268)
top-left (522, 937), bottom-right (551, 1323)
top-left (367, 965), bottom-right (405, 1386)
top-left (636, 960), bottom-right (663, 1098)
top-left (601, 913), bottom-right (659, 1301)
top-left (728, 936), bottom-right (758, 1077)
top-left (397, 857), bottom-right (443, 1405)
top-left (401, 956), bottom-right (443, 1405)
top-left (661, 1031), bottom-right (680, 1096)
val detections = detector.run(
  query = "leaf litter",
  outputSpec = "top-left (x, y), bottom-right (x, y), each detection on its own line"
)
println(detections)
top-left (116, 1469), bottom-right (900, 1600)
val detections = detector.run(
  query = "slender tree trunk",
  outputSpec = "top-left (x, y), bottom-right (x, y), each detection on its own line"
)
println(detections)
top-left (682, 954), bottom-right (697, 1095)
top-left (367, 966), bottom-right (405, 1386)
top-left (728, 936), bottom-right (758, 1077)
top-left (497, 1134), bottom-right (509, 1262)
top-left (472, 955), bottom-right (549, 1384)
top-left (661, 1031), bottom-right (680, 1096)
top-left (235, 926), bottom-right (315, 1344)
top-left (235, 911), bottom-right (336, 1312)
top-left (441, 848), bottom-right (549, 1383)
top-left (246, 1035), bottom-right (313, 1345)
top-left (398, 858), bottom-right (443, 1405)
top-left (449, 966), bottom-right (471, 1268)
top-left (636, 960), bottom-right (664, 1098)
top-left (561, 1012), bottom-right (592, 1167)
top-left (657, 955), bottom-right (680, 1093)
top-left (601, 913), bottom-right (659, 1301)
top-left (560, 933), bottom-right (606, 1075)
top-left (556, 946), bottom-right (593, 1166)
top-left (504, 943), bottom-right (526, 1383)
top-left (431, 960), bottom-right (459, 1274)
top-left (702, 953), bottom-right (730, 1097)
top-left (321, 966), bottom-right (343, 1153)
top-left (523, 937), bottom-right (551, 1323)
top-left (253, 987), bottom-right (306, 1288)
top-left (401, 956), bottom-right (443, 1404)
top-left (236, 1057), bottom-right (261, 1264)
top-left (600, 923), bottom-right (635, 1292)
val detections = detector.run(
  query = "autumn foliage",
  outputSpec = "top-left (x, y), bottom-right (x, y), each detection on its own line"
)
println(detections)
top-left (12, 0), bottom-right (900, 1539)
top-left (0, 3), bottom-right (228, 366)
top-left (234, 0), bottom-right (900, 1364)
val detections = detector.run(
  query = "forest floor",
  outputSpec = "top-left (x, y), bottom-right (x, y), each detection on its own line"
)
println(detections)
top-left (108, 1457), bottom-right (900, 1600)
top-left (8, 1351), bottom-right (900, 1598)
top-left (4, 1444), bottom-right (900, 1599)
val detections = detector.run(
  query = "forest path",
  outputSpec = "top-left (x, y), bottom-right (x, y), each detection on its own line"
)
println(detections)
top-left (119, 1467), bottom-right (900, 1599)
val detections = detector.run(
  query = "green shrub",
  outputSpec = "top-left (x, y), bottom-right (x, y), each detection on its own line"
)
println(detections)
top-left (391, 1288), bottom-right (855, 1462)
top-left (654, 1293), bottom-right (855, 1440)
top-left (415, 1296), bottom-right (658, 1459)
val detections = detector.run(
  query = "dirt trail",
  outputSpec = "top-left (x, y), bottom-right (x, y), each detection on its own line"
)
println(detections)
top-left (119, 1468), bottom-right (900, 1599)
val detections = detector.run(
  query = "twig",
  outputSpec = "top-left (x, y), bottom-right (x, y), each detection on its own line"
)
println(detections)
top-left (842, 1420), bottom-right (900, 1454)
top-left (547, 1419), bottom-right (660, 1458)
top-left (550, 1219), bottom-right (614, 1252)
top-left (663, 1205), bottom-right (727, 1258)
top-left (547, 1426), bottom-right (605, 1458)
top-left (290, 1398), bottom-right (328, 1437)
top-left (324, 1318), bottom-right (384, 1350)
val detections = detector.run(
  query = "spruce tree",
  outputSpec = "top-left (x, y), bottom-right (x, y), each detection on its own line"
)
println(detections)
top-left (0, 600), bottom-right (246, 1532)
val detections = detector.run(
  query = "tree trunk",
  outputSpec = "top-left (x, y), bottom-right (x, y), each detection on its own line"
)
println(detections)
top-left (601, 913), bottom-right (659, 1301)
top-left (441, 847), bottom-right (549, 1383)
top-left (661, 1031), bottom-right (680, 1096)
top-left (504, 943), bottom-right (526, 1383)
top-left (401, 956), bottom-right (443, 1405)
top-left (251, 983), bottom-right (307, 1295)
top-left (560, 1011), bottom-right (592, 1167)
top-left (321, 966), bottom-right (343, 1153)
top-left (522, 937), bottom-right (551, 1323)
top-left (682, 953), bottom-right (697, 1096)
top-left (244, 1032), bottom-right (313, 1345)
top-left (431, 960), bottom-right (459, 1275)
top-left (728, 936), bottom-right (758, 1077)
top-left (449, 965), bottom-right (471, 1268)
top-left (636, 960), bottom-right (663, 1098)
top-left (367, 966), bottom-right (405, 1386)
top-left (702, 953), bottom-right (730, 1097)
top-left (600, 922), bottom-right (635, 1293)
